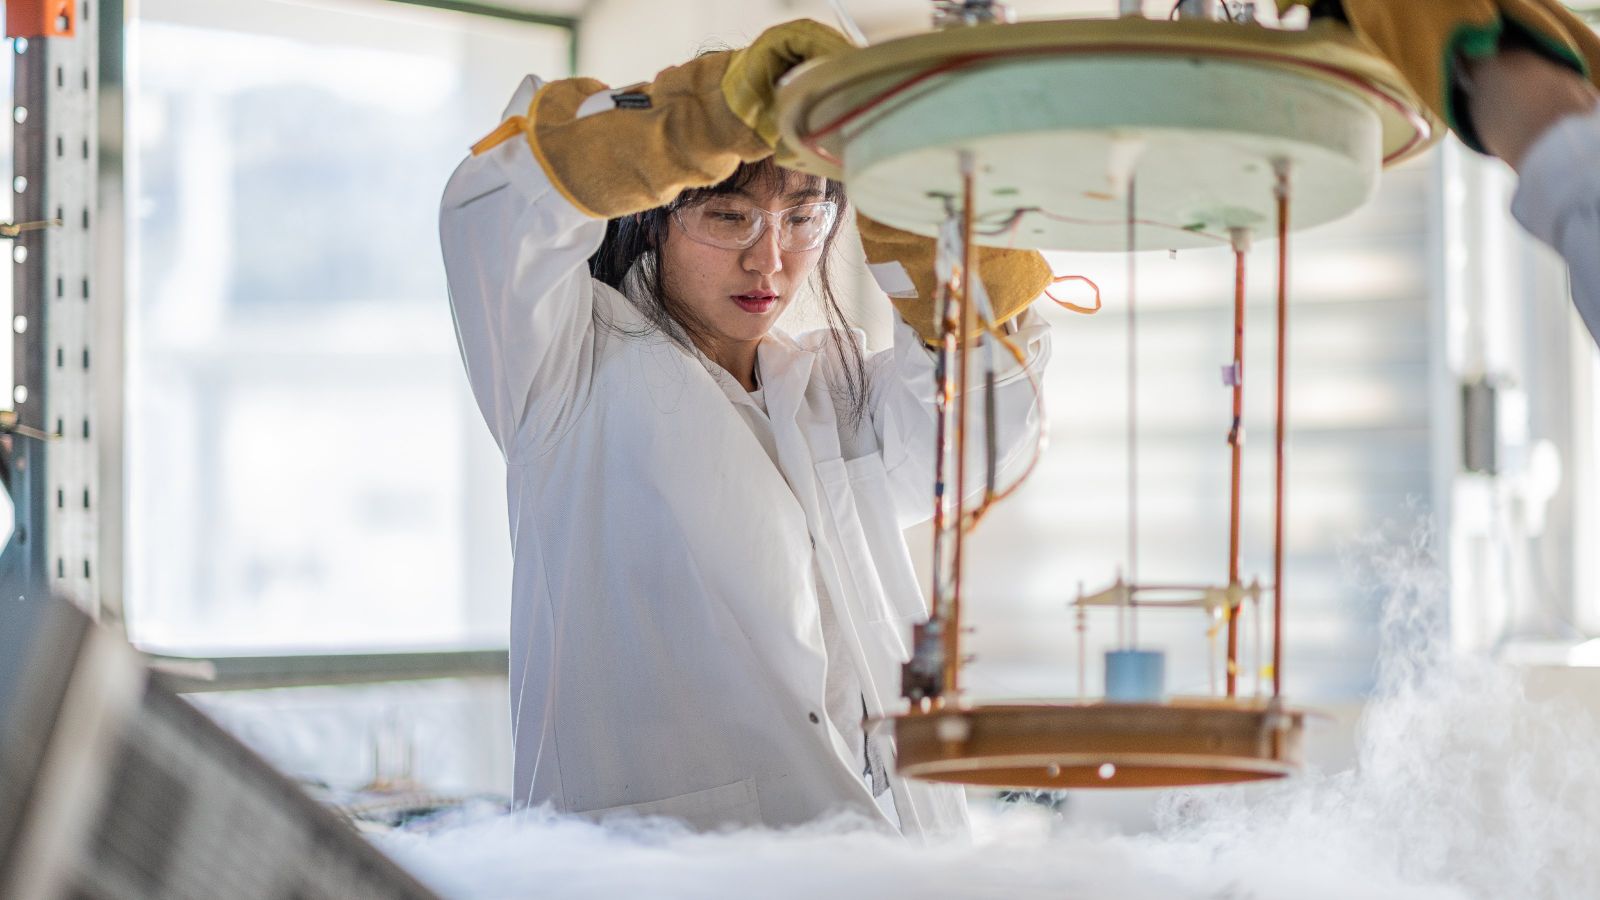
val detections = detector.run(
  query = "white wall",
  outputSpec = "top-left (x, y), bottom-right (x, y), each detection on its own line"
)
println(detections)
top-left (577, 0), bottom-right (839, 86)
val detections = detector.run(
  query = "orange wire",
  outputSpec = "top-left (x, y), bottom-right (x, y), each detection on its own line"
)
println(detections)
top-left (1046, 274), bottom-right (1103, 315)
top-left (958, 311), bottom-right (1047, 530)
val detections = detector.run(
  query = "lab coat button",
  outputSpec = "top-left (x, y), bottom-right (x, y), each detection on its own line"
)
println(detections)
top-left (809, 711), bottom-right (820, 724)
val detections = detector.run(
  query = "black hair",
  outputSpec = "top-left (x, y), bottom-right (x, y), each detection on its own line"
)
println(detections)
top-left (587, 157), bottom-right (868, 429)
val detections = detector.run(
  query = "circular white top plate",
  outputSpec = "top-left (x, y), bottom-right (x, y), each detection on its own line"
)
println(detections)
top-left (777, 19), bottom-right (1435, 252)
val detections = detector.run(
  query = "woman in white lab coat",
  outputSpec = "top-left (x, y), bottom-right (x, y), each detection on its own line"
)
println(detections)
top-left (439, 20), bottom-right (1052, 838)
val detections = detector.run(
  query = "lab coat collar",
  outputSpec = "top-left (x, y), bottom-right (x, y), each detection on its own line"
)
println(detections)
top-left (755, 333), bottom-right (813, 425)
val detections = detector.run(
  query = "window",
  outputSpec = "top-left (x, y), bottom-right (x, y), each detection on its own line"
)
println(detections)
top-left (125, 0), bottom-right (572, 652)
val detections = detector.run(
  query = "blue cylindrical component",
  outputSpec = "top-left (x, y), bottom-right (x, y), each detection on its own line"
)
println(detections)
top-left (1104, 649), bottom-right (1166, 702)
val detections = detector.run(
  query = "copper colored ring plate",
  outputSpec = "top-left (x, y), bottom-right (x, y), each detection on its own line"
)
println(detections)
top-left (889, 698), bottom-right (1308, 789)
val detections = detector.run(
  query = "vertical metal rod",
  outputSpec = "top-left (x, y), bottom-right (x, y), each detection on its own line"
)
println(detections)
top-left (931, 354), bottom-right (951, 596)
top-left (1076, 596), bottom-right (1087, 702)
top-left (1124, 176), bottom-right (1138, 651)
top-left (1272, 160), bottom-right (1290, 698)
top-left (944, 150), bottom-right (978, 698)
top-left (1208, 614), bottom-right (1218, 696)
top-left (1226, 230), bottom-right (1248, 697)
top-left (3, 23), bottom-right (108, 617)
top-left (1254, 586), bottom-right (1263, 697)
top-left (929, 248), bottom-right (955, 684)
top-left (918, 194), bottom-right (961, 703)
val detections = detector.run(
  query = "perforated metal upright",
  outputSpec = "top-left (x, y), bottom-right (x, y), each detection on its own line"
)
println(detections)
top-left (3, 0), bottom-right (123, 630)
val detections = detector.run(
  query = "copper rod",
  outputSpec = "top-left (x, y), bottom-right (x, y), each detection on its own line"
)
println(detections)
top-left (931, 339), bottom-right (951, 576)
top-left (1271, 161), bottom-right (1290, 698)
top-left (927, 273), bottom-right (954, 699)
top-left (1226, 234), bottom-right (1247, 697)
top-left (945, 152), bottom-right (978, 698)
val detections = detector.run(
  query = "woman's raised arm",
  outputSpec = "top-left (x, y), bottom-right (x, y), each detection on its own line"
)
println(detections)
top-left (440, 21), bottom-right (853, 458)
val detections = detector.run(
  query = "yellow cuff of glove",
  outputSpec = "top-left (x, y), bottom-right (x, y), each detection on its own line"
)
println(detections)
top-left (475, 55), bottom-right (770, 219)
top-left (857, 215), bottom-right (1052, 346)
top-left (1278, 0), bottom-right (1600, 152)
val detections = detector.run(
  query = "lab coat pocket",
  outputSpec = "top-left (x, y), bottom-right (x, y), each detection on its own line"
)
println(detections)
top-left (584, 778), bottom-right (761, 830)
top-left (815, 455), bottom-right (928, 626)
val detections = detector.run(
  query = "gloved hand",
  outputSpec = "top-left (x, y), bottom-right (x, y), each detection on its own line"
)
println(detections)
top-left (724, 19), bottom-right (855, 149)
top-left (1276, 0), bottom-right (1600, 152)
top-left (470, 19), bottom-right (853, 219)
top-left (858, 215), bottom-right (1053, 346)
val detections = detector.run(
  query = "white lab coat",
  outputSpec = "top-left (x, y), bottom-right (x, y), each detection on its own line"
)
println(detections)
top-left (1511, 102), bottom-right (1600, 347)
top-left (439, 76), bottom-right (1050, 839)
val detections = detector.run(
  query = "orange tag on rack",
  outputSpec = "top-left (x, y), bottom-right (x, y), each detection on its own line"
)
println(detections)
top-left (8, 0), bottom-right (77, 39)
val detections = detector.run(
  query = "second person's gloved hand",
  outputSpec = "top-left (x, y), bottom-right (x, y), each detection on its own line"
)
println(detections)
top-left (1276, 0), bottom-right (1600, 152)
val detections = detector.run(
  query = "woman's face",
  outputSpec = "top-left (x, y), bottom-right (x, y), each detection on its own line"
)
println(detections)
top-left (659, 172), bottom-right (830, 354)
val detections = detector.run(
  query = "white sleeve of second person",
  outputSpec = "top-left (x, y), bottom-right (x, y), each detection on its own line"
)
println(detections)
top-left (1510, 102), bottom-right (1600, 349)
top-left (440, 75), bottom-right (607, 458)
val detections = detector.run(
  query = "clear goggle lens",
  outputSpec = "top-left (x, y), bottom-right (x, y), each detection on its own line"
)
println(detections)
top-left (673, 199), bottom-right (839, 253)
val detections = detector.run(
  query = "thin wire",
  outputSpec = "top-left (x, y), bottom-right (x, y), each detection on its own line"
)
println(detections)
top-left (1125, 176), bottom-right (1139, 652)
top-left (827, 0), bottom-right (870, 46)
top-left (975, 208), bottom-right (1031, 237)
top-left (973, 205), bottom-right (1227, 245)
top-left (1047, 274), bottom-right (1103, 314)
top-left (1271, 159), bottom-right (1290, 698)
top-left (1254, 583), bottom-right (1264, 697)
top-left (1025, 207), bottom-right (1231, 244)
top-left (929, 218), bottom-right (957, 635)
top-left (946, 151), bottom-right (979, 697)
top-left (958, 335), bottom-right (1046, 527)
top-left (983, 339), bottom-right (999, 503)
top-left (954, 209), bottom-right (1051, 529)
top-left (958, 315), bottom-right (1045, 528)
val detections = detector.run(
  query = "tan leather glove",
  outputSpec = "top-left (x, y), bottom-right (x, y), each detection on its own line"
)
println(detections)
top-left (1277, 0), bottom-right (1600, 152)
top-left (724, 19), bottom-right (855, 149)
top-left (858, 215), bottom-right (1053, 346)
top-left (470, 19), bottom-right (853, 219)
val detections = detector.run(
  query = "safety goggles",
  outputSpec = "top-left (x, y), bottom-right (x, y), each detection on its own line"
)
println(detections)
top-left (671, 198), bottom-right (840, 253)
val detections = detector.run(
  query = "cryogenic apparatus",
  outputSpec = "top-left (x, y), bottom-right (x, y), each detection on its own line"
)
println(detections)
top-left (776, 0), bottom-right (1438, 788)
